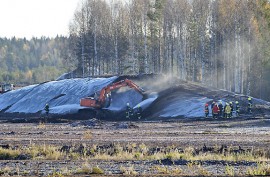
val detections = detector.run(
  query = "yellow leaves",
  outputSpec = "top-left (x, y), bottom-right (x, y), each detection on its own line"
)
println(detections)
top-left (22, 44), bottom-right (30, 51)
top-left (250, 15), bottom-right (260, 38)
top-left (25, 70), bottom-right (33, 81)
top-left (218, 0), bottom-right (238, 28)
top-left (265, 2), bottom-right (270, 10)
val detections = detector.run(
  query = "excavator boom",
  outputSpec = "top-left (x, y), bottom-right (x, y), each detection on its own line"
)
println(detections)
top-left (80, 79), bottom-right (145, 108)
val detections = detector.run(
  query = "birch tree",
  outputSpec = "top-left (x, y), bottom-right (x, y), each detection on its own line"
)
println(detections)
top-left (67, 0), bottom-right (270, 100)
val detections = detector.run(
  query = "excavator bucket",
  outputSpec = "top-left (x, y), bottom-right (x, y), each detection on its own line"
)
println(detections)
top-left (142, 92), bottom-right (148, 100)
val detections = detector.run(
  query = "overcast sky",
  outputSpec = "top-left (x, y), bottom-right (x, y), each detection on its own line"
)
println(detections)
top-left (0, 0), bottom-right (81, 39)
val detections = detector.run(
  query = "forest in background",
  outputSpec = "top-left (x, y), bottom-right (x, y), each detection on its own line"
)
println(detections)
top-left (0, 0), bottom-right (270, 101)
top-left (68, 0), bottom-right (270, 100)
top-left (0, 36), bottom-right (69, 84)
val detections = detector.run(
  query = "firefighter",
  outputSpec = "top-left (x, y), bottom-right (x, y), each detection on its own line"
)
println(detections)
top-left (45, 103), bottom-right (49, 117)
top-left (126, 103), bottom-right (131, 119)
top-left (235, 101), bottom-right (240, 117)
top-left (218, 101), bottom-right (223, 118)
top-left (211, 101), bottom-right (215, 117)
top-left (126, 103), bottom-right (134, 119)
top-left (224, 103), bottom-right (232, 118)
top-left (212, 103), bottom-right (219, 119)
top-left (229, 102), bottom-right (234, 117)
top-left (136, 104), bottom-right (142, 119)
top-left (247, 97), bottom-right (252, 114)
top-left (205, 103), bottom-right (209, 118)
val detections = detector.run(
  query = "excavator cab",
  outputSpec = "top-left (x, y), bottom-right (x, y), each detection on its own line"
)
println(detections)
top-left (104, 93), bottom-right (112, 108)
top-left (80, 93), bottom-right (112, 108)
top-left (80, 97), bottom-right (99, 108)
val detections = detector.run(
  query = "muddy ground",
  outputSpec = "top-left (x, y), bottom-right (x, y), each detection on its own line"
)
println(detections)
top-left (0, 117), bottom-right (270, 176)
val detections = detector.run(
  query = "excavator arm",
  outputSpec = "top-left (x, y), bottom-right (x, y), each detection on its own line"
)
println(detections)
top-left (80, 79), bottom-right (145, 108)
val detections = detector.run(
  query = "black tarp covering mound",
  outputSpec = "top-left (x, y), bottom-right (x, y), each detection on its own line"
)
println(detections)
top-left (0, 74), bottom-right (269, 121)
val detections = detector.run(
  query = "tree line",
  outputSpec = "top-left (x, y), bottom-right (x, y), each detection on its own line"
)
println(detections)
top-left (67, 0), bottom-right (270, 100)
top-left (0, 0), bottom-right (269, 101)
top-left (0, 36), bottom-right (69, 84)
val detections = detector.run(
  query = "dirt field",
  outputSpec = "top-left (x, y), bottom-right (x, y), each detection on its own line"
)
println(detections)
top-left (0, 118), bottom-right (270, 176)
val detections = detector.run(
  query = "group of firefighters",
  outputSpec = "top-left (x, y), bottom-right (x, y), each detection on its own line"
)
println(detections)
top-left (44, 97), bottom-right (254, 120)
top-left (204, 97), bottom-right (253, 118)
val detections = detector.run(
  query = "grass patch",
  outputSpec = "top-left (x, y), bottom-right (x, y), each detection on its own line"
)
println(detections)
top-left (120, 166), bottom-right (137, 175)
top-left (1, 143), bottom-right (270, 176)
top-left (225, 165), bottom-right (235, 176)
top-left (29, 145), bottom-right (63, 160)
top-left (0, 148), bottom-right (20, 160)
top-left (75, 163), bottom-right (104, 175)
top-left (197, 165), bottom-right (211, 176)
top-left (0, 143), bottom-right (269, 162)
top-left (47, 172), bottom-right (65, 177)
top-left (82, 130), bottom-right (92, 139)
top-left (75, 162), bottom-right (91, 174)
top-left (37, 122), bottom-right (46, 129)
top-left (0, 143), bottom-right (270, 175)
top-left (92, 166), bottom-right (104, 174)
top-left (152, 166), bottom-right (182, 175)
top-left (246, 163), bottom-right (270, 176)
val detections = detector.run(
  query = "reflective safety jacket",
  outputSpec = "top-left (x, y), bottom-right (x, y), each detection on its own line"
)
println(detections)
top-left (225, 105), bottom-right (231, 114)
top-left (213, 105), bottom-right (219, 114)
top-left (236, 104), bottom-right (240, 111)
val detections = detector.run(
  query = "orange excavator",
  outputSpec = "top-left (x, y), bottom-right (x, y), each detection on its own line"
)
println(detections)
top-left (80, 79), bottom-right (145, 109)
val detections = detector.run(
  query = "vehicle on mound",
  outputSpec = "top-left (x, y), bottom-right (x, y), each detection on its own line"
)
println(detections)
top-left (0, 83), bottom-right (14, 94)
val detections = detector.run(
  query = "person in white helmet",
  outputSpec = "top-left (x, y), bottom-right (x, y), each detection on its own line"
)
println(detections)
top-left (126, 103), bottom-right (130, 119)
top-left (235, 101), bottom-right (240, 117)
top-left (247, 97), bottom-right (252, 114)
top-left (126, 103), bottom-right (133, 119)
top-left (136, 104), bottom-right (142, 119)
